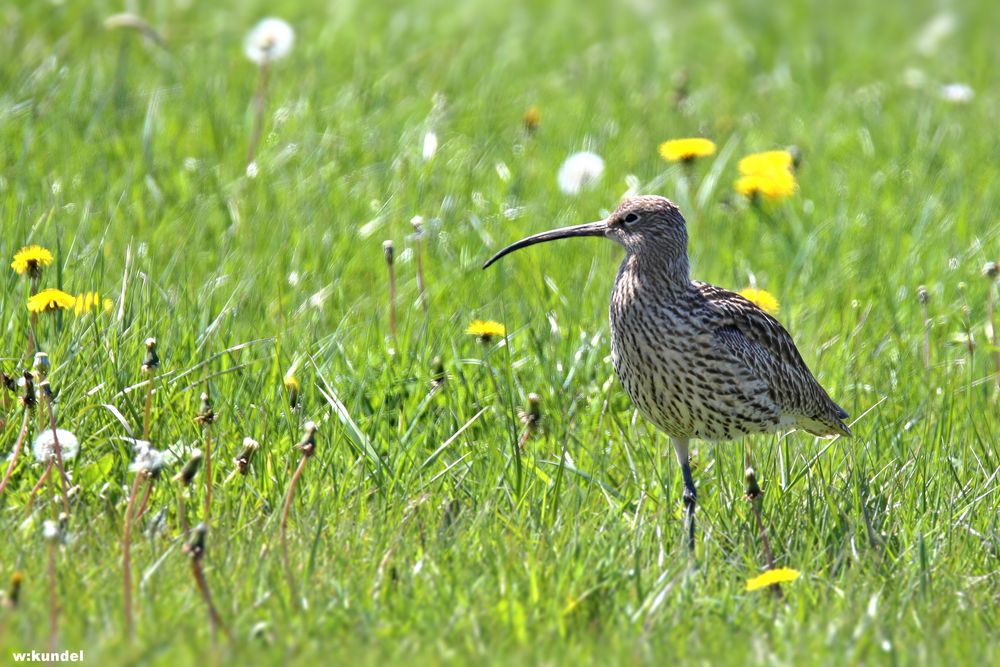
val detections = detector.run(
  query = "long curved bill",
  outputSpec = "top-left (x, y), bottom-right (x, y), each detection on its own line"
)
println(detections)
top-left (482, 220), bottom-right (606, 269)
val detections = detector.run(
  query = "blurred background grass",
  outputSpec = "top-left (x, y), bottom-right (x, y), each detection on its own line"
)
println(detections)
top-left (1, 0), bottom-right (998, 664)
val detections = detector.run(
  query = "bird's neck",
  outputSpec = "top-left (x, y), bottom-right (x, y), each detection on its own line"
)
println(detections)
top-left (618, 251), bottom-right (691, 297)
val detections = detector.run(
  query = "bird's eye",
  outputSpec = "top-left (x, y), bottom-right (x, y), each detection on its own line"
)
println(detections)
top-left (623, 213), bottom-right (640, 224)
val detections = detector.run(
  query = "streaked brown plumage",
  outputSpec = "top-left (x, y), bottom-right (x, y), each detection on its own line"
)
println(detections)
top-left (484, 195), bottom-right (850, 548)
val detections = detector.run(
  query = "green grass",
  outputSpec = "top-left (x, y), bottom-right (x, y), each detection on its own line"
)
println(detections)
top-left (1, 0), bottom-right (999, 664)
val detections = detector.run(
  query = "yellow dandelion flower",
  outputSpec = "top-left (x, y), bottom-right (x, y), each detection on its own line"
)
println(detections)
top-left (738, 150), bottom-right (793, 176)
top-left (746, 567), bottom-right (801, 591)
top-left (735, 169), bottom-right (797, 201)
top-left (658, 138), bottom-right (716, 163)
top-left (523, 106), bottom-right (541, 133)
top-left (27, 288), bottom-right (76, 314)
top-left (738, 287), bottom-right (780, 315)
top-left (11, 246), bottom-right (54, 277)
top-left (466, 319), bottom-right (506, 342)
top-left (72, 291), bottom-right (111, 315)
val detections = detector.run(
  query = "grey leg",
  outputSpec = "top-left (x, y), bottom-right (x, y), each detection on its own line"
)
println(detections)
top-left (672, 437), bottom-right (696, 551)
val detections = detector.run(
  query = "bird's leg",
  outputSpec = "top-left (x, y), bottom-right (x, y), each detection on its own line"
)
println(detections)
top-left (672, 437), bottom-right (696, 551)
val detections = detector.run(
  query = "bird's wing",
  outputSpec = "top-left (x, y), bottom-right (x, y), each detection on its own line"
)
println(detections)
top-left (693, 282), bottom-right (850, 433)
top-left (694, 282), bottom-right (812, 372)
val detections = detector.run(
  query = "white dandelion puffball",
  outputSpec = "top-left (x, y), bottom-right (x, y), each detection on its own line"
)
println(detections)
top-left (32, 429), bottom-right (79, 463)
top-left (244, 18), bottom-right (295, 65)
top-left (43, 519), bottom-right (60, 542)
top-left (557, 151), bottom-right (605, 195)
top-left (422, 131), bottom-right (439, 161)
top-left (939, 83), bottom-right (974, 104)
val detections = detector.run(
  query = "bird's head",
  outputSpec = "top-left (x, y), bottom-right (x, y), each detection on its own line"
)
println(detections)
top-left (483, 195), bottom-right (688, 269)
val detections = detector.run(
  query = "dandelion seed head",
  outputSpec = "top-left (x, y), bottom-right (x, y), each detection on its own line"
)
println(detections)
top-left (495, 161), bottom-right (512, 182)
top-left (129, 441), bottom-right (177, 476)
top-left (244, 17), bottom-right (295, 65)
top-left (902, 67), bottom-right (927, 89)
top-left (914, 12), bottom-right (956, 55)
top-left (43, 520), bottom-right (60, 542)
top-left (32, 429), bottom-right (79, 463)
top-left (939, 83), bottom-right (974, 104)
top-left (422, 131), bottom-right (439, 161)
top-left (557, 151), bottom-right (605, 195)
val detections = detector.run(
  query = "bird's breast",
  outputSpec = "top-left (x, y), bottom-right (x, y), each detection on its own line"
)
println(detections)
top-left (607, 276), bottom-right (778, 440)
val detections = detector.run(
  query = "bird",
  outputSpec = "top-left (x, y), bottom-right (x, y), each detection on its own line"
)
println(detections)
top-left (483, 195), bottom-right (850, 549)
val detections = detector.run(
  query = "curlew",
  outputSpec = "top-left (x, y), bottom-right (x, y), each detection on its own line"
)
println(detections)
top-left (484, 195), bottom-right (850, 548)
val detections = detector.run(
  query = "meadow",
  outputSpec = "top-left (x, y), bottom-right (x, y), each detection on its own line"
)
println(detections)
top-left (1, 0), bottom-right (999, 664)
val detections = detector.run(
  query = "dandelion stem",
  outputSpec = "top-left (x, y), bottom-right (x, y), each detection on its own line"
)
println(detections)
top-left (122, 471), bottom-right (147, 641)
top-left (385, 244), bottom-right (398, 340)
top-left (43, 395), bottom-right (71, 515)
top-left (988, 286), bottom-right (1000, 390)
top-left (186, 527), bottom-right (231, 644)
top-left (919, 295), bottom-right (931, 370)
top-left (192, 557), bottom-right (229, 643)
top-left (27, 461), bottom-right (53, 510)
top-left (47, 536), bottom-right (59, 652)
top-left (414, 234), bottom-right (428, 316)
top-left (280, 452), bottom-right (310, 607)
top-left (142, 369), bottom-right (156, 442)
top-left (203, 427), bottom-right (213, 522)
top-left (744, 462), bottom-right (781, 596)
top-left (176, 485), bottom-right (189, 536)
top-left (27, 274), bottom-right (39, 359)
top-left (0, 410), bottom-right (31, 498)
top-left (247, 62), bottom-right (270, 166)
top-left (749, 501), bottom-right (777, 571)
top-left (133, 476), bottom-right (155, 524)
